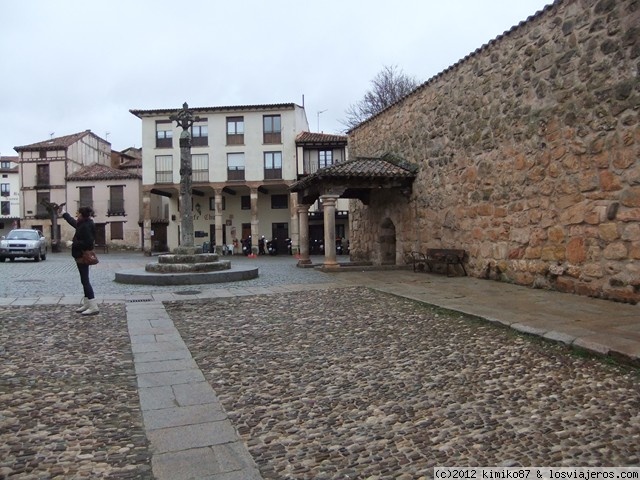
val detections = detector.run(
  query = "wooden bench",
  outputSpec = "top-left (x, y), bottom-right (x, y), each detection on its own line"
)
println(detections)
top-left (425, 248), bottom-right (467, 276)
top-left (406, 251), bottom-right (428, 272)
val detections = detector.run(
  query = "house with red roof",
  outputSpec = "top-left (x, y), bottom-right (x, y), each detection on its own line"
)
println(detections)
top-left (13, 130), bottom-right (143, 250)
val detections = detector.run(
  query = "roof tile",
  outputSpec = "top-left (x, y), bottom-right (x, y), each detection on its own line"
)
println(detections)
top-left (296, 132), bottom-right (347, 145)
top-left (67, 163), bottom-right (141, 181)
top-left (14, 130), bottom-right (95, 151)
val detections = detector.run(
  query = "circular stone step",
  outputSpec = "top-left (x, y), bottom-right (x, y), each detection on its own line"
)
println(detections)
top-left (114, 264), bottom-right (259, 285)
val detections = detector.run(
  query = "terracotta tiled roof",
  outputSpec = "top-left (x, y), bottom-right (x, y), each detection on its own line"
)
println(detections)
top-left (291, 155), bottom-right (417, 192)
top-left (67, 163), bottom-right (141, 181)
top-left (296, 132), bottom-right (348, 145)
top-left (130, 103), bottom-right (298, 118)
top-left (120, 158), bottom-right (142, 169)
top-left (349, 2), bottom-right (556, 132)
top-left (120, 147), bottom-right (142, 159)
top-left (14, 130), bottom-right (98, 152)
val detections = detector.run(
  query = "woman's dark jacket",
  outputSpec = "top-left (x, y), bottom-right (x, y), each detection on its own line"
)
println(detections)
top-left (62, 213), bottom-right (96, 259)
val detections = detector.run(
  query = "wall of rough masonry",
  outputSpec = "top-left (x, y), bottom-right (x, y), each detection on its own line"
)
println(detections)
top-left (348, 0), bottom-right (640, 303)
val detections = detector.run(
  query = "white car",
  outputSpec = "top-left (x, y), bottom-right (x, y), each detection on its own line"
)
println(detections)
top-left (0, 229), bottom-right (48, 262)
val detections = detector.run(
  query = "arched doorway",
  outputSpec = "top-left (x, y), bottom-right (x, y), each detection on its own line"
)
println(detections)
top-left (379, 218), bottom-right (396, 265)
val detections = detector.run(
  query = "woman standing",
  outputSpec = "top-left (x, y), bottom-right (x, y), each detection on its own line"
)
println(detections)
top-left (61, 206), bottom-right (99, 315)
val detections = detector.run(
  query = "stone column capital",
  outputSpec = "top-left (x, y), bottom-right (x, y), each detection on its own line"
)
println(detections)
top-left (296, 204), bottom-right (311, 214)
top-left (320, 194), bottom-right (340, 207)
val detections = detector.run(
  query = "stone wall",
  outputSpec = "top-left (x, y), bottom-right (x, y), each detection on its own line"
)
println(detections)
top-left (348, 0), bottom-right (640, 303)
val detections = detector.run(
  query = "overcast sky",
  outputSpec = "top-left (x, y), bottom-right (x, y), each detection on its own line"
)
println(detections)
top-left (0, 0), bottom-right (552, 156)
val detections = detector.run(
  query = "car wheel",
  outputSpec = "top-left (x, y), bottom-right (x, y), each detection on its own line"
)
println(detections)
top-left (9, 257), bottom-right (15, 262)
top-left (41, 249), bottom-right (47, 261)
top-left (34, 253), bottom-right (40, 262)
top-left (0, 257), bottom-right (5, 262)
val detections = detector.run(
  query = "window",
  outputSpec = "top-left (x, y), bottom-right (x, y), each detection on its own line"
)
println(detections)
top-left (1, 201), bottom-right (9, 215)
top-left (0, 161), bottom-right (10, 169)
top-left (271, 194), bottom-right (288, 209)
top-left (78, 186), bottom-right (93, 209)
top-left (192, 154), bottom-right (209, 183)
top-left (109, 186), bottom-right (125, 216)
top-left (263, 115), bottom-right (281, 144)
top-left (156, 121), bottom-right (173, 148)
top-left (227, 153), bottom-right (245, 181)
top-left (155, 155), bottom-right (173, 183)
top-left (36, 164), bottom-right (50, 186)
top-left (241, 195), bottom-right (250, 210)
top-left (319, 150), bottom-right (333, 169)
top-left (36, 192), bottom-right (49, 217)
top-left (0, 183), bottom-right (9, 197)
top-left (226, 117), bottom-right (244, 145)
top-left (191, 121), bottom-right (208, 147)
top-left (111, 221), bottom-right (124, 240)
top-left (264, 151), bottom-right (282, 179)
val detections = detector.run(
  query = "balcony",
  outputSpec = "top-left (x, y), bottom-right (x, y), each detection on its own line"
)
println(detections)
top-left (107, 200), bottom-right (126, 216)
top-left (263, 132), bottom-right (281, 144)
top-left (35, 174), bottom-right (51, 188)
top-left (155, 171), bottom-right (173, 184)
top-left (227, 168), bottom-right (245, 181)
top-left (156, 137), bottom-right (173, 148)
top-left (191, 136), bottom-right (208, 147)
top-left (192, 169), bottom-right (209, 183)
top-left (226, 133), bottom-right (244, 145)
top-left (264, 168), bottom-right (282, 180)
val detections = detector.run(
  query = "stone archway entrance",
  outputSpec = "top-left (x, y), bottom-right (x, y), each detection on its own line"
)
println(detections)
top-left (380, 218), bottom-right (396, 265)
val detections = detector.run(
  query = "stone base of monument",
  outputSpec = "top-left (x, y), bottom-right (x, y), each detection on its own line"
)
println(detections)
top-left (114, 247), bottom-right (258, 286)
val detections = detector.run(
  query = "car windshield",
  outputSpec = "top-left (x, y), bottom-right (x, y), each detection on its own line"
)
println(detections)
top-left (7, 230), bottom-right (39, 240)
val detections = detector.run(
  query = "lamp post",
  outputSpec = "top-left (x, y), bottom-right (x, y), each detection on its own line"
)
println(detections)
top-left (170, 102), bottom-right (201, 249)
top-left (317, 109), bottom-right (327, 132)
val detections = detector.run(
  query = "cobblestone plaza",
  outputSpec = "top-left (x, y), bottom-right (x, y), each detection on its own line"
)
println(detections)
top-left (0, 252), bottom-right (638, 479)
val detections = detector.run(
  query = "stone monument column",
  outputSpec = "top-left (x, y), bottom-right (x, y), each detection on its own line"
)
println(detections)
top-left (297, 203), bottom-right (312, 266)
top-left (169, 102), bottom-right (201, 251)
top-left (214, 189), bottom-right (224, 254)
top-left (321, 194), bottom-right (340, 269)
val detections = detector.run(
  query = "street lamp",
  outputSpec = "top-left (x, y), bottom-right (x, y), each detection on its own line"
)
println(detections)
top-left (317, 109), bottom-right (327, 132)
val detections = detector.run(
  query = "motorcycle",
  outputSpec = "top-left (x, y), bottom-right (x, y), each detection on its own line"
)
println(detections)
top-left (267, 239), bottom-right (278, 256)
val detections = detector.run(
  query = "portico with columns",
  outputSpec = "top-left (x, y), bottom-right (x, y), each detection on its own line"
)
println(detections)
top-left (290, 155), bottom-right (417, 270)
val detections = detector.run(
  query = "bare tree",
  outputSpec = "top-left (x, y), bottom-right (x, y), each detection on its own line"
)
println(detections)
top-left (342, 65), bottom-right (418, 131)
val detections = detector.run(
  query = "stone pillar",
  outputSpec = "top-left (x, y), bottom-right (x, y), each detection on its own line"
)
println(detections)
top-left (250, 187), bottom-right (259, 254)
top-left (142, 190), bottom-right (152, 256)
top-left (321, 194), bottom-right (340, 269)
top-left (214, 189), bottom-right (224, 254)
top-left (297, 204), bottom-right (312, 266)
top-left (289, 192), bottom-right (299, 255)
top-left (178, 132), bottom-right (194, 248)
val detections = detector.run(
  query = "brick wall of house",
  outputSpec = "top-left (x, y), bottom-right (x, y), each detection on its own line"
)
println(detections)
top-left (348, 0), bottom-right (640, 303)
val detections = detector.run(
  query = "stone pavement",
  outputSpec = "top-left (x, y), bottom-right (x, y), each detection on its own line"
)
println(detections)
top-left (0, 252), bottom-right (638, 479)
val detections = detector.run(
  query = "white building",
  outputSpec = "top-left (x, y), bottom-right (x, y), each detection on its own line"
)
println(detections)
top-left (130, 103), bottom-right (313, 254)
top-left (0, 156), bottom-right (21, 236)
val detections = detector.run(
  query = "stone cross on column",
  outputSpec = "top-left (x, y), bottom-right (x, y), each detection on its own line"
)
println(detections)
top-left (170, 102), bottom-right (201, 249)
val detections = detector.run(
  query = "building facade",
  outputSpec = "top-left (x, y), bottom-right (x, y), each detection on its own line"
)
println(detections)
top-left (14, 130), bottom-right (112, 241)
top-left (13, 130), bottom-right (143, 250)
top-left (130, 103), bottom-right (313, 254)
top-left (0, 156), bottom-right (20, 236)
top-left (65, 163), bottom-right (143, 249)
